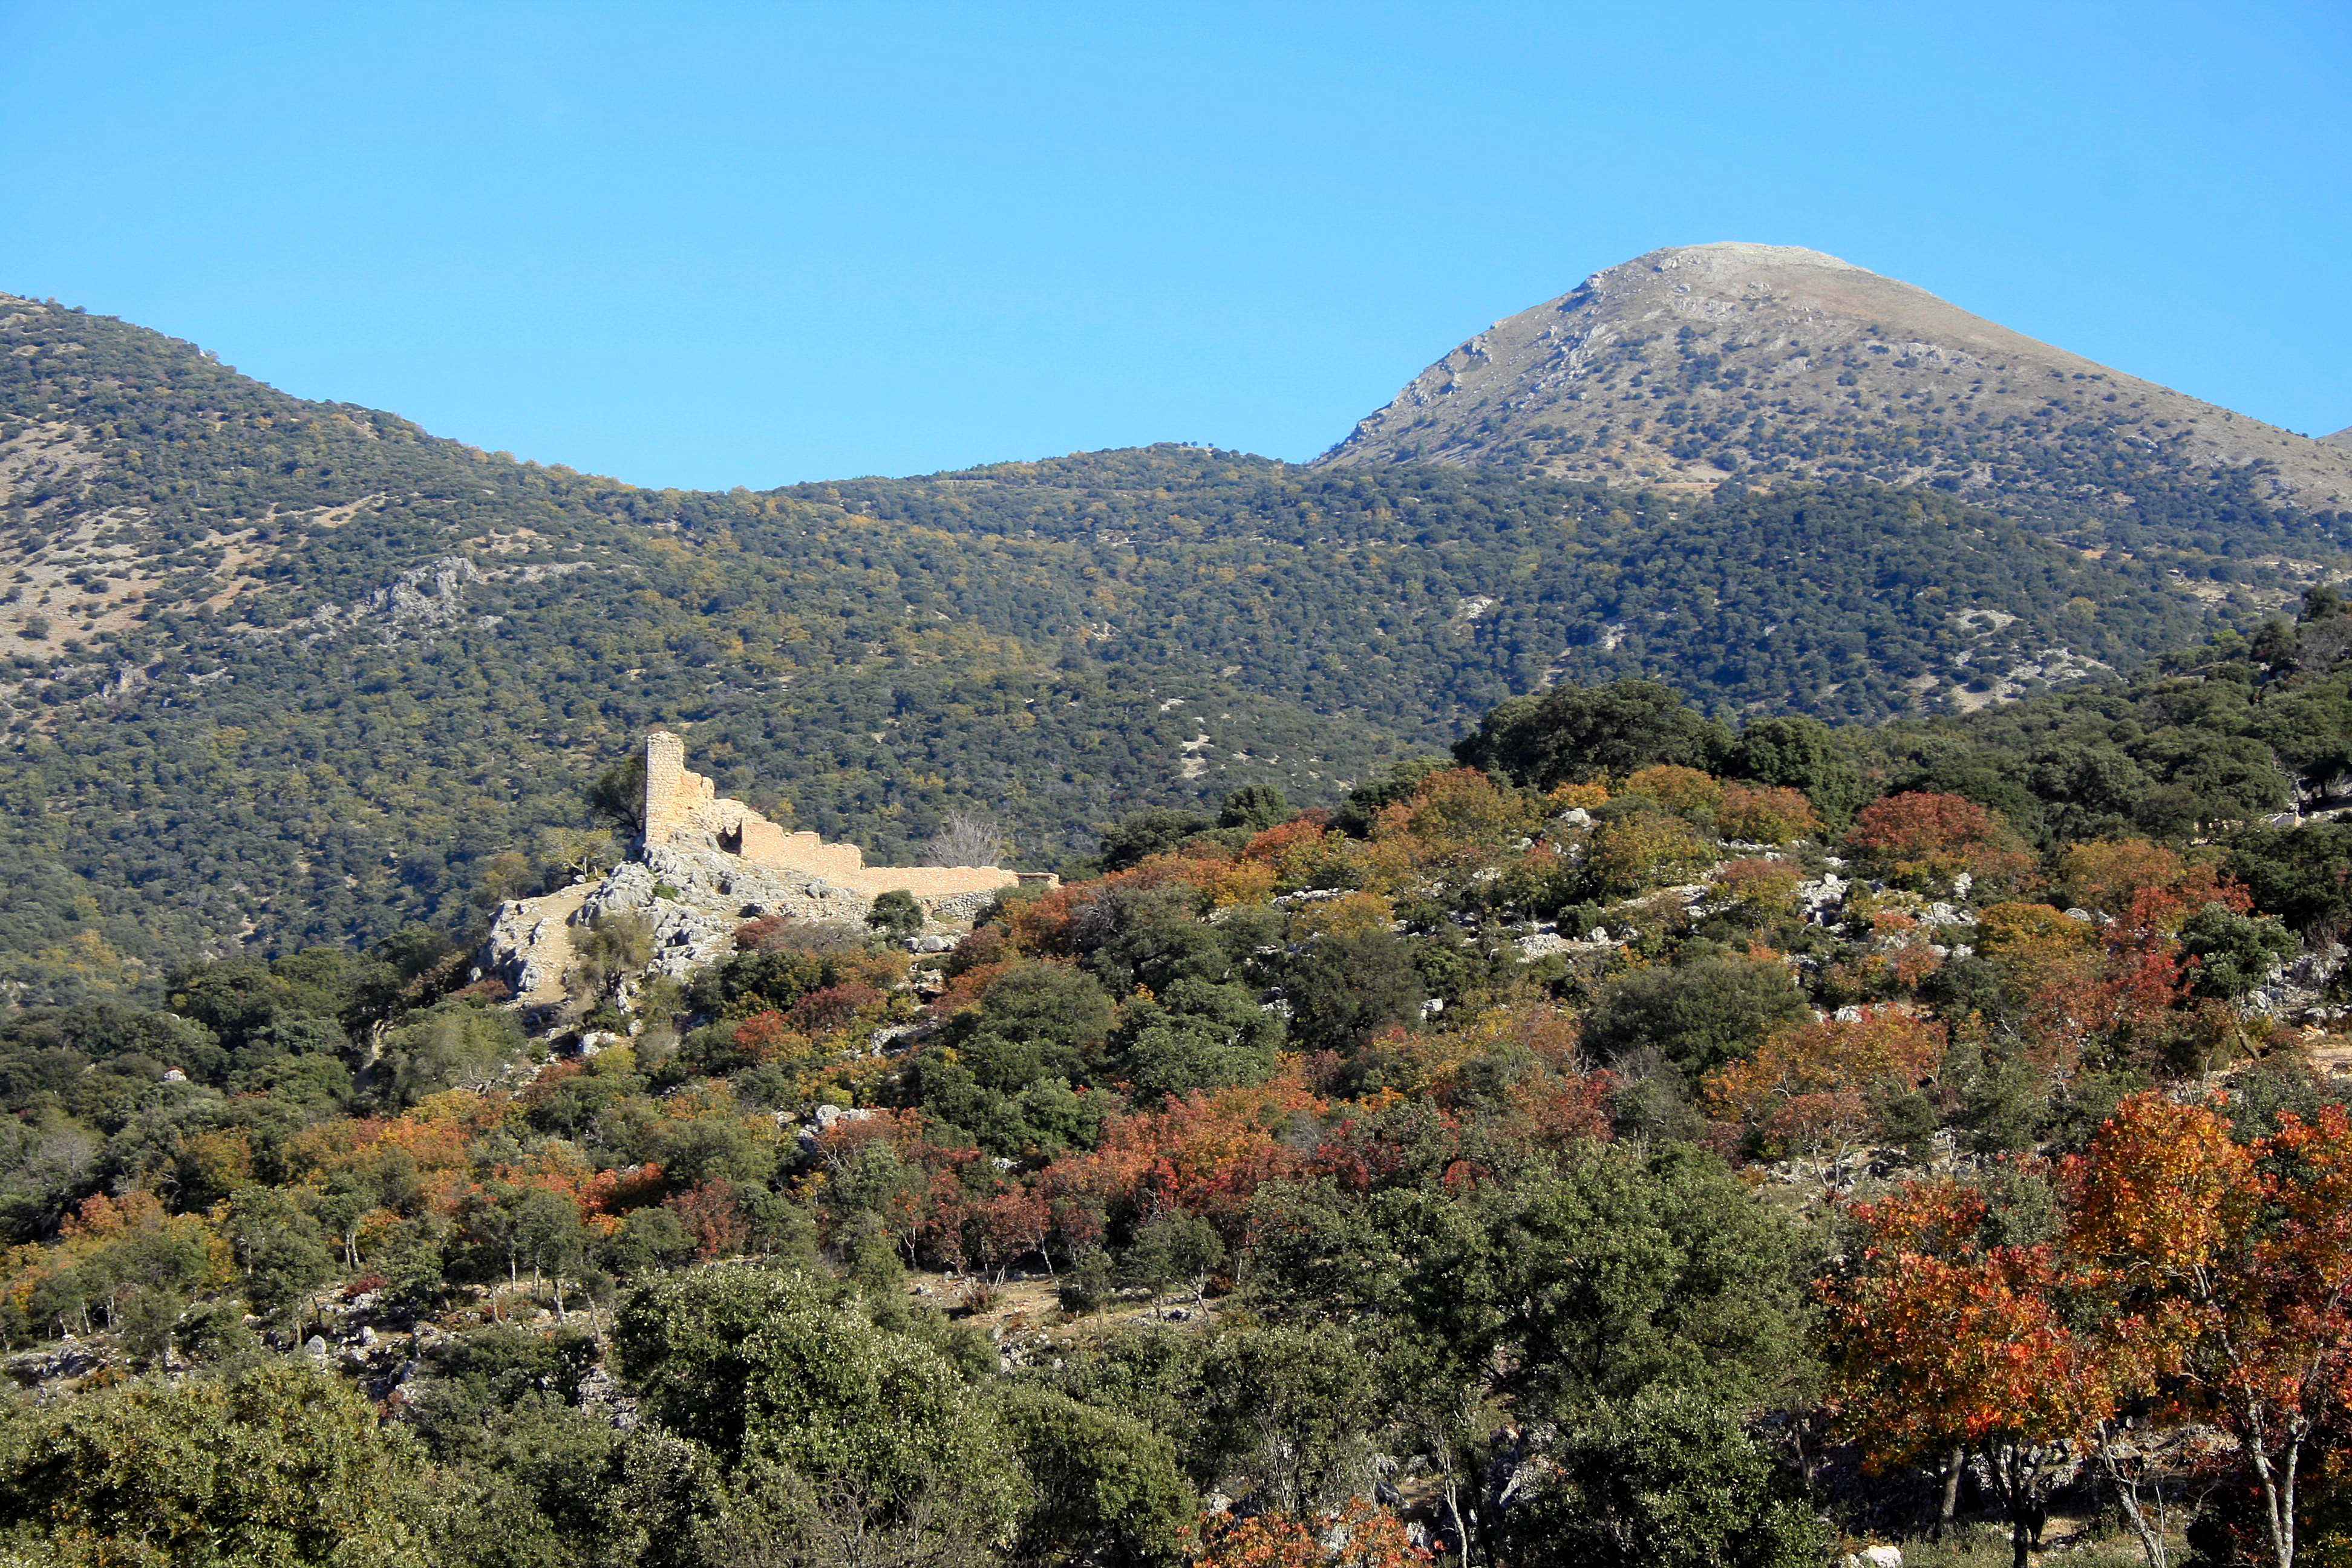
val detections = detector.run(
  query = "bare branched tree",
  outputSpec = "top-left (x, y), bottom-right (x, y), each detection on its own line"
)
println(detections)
top-left (924, 809), bottom-right (1002, 868)
top-left (540, 825), bottom-right (622, 883)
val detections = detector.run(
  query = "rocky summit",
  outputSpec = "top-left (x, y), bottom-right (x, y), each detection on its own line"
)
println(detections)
top-left (1321, 242), bottom-right (2352, 516)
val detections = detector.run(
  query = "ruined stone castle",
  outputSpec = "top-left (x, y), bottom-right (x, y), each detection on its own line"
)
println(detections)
top-left (638, 729), bottom-right (1021, 904)
top-left (483, 732), bottom-right (1048, 1004)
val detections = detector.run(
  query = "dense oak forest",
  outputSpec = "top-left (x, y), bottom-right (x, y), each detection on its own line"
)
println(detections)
top-left (2, 292), bottom-right (2344, 1003)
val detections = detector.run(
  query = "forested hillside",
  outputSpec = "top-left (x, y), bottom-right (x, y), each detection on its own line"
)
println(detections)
top-left (6, 590), bottom-right (2352, 1566)
top-left (2, 290), bottom-right (2338, 999)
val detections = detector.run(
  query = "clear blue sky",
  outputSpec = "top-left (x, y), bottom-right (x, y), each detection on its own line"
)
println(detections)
top-left (2, 2), bottom-right (2346, 488)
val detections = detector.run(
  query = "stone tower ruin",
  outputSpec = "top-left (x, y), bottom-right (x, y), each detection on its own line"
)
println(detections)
top-left (639, 729), bottom-right (715, 851)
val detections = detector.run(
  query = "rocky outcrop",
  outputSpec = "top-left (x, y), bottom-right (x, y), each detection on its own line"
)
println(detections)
top-left (483, 881), bottom-right (594, 1004)
top-left (480, 827), bottom-right (880, 997)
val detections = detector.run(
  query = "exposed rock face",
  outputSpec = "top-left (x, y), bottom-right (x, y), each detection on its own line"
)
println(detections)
top-left (577, 841), bottom-right (872, 983)
top-left (1321, 243), bottom-right (2352, 512)
top-left (364, 555), bottom-right (483, 627)
top-left (483, 882), bottom-right (595, 1004)
top-left (483, 832), bottom-right (888, 1001)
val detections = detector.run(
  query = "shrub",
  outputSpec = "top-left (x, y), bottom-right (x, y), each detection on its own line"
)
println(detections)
top-left (1500, 1387), bottom-right (1826, 1568)
top-left (866, 890), bottom-right (924, 942)
top-left (1717, 783), bottom-right (1819, 844)
top-left (1583, 956), bottom-right (1809, 1077)
top-left (1586, 809), bottom-right (1717, 897)
top-left (784, 981), bottom-right (884, 1036)
top-left (1624, 764), bottom-right (1723, 814)
top-left (1844, 791), bottom-right (2033, 893)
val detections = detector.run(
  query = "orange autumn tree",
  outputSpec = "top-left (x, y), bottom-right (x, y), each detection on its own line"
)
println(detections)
top-left (2066, 1093), bottom-right (2352, 1568)
top-left (2059, 838), bottom-right (2249, 935)
top-left (1584, 808), bottom-right (1717, 897)
top-left (1820, 1180), bottom-right (2117, 1568)
top-left (1715, 856), bottom-right (1804, 913)
top-left (1958, 897), bottom-right (2203, 1085)
top-left (1236, 812), bottom-right (1350, 897)
top-left (1717, 782), bottom-right (1820, 844)
top-left (1621, 763), bottom-right (1723, 814)
top-left (1194, 1498), bottom-right (1431, 1568)
top-left (1826, 1093), bottom-right (2352, 1568)
top-left (2060, 838), bottom-right (2196, 920)
top-left (1037, 1068), bottom-right (1319, 1246)
top-left (1359, 767), bottom-right (1542, 895)
top-left (1706, 1005), bottom-right (1943, 1184)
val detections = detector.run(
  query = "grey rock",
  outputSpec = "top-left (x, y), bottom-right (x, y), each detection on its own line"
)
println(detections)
top-left (1515, 932), bottom-right (1575, 961)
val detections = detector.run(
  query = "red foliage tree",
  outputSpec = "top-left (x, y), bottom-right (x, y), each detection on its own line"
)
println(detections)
top-left (785, 981), bottom-right (883, 1036)
top-left (733, 913), bottom-right (795, 951)
top-left (1707, 1005), bottom-right (1943, 1183)
top-left (1033, 1074), bottom-right (1319, 1249)
top-left (1844, 791), bottom-right (2033, 893)
top-left (972, 1188), bottom-right (1051, 1281)
top-left (1820, 1180), bottom-right (2116, 1568)
top-left (1194, 1499), bottom-right (1431, 1568)
top-left (1243, 811), bottom-right (1339, 866)
top-left (665, 1178), bottom-right (750, 1259)
top-left (2066, 1093), bottom-right (2352, 1568)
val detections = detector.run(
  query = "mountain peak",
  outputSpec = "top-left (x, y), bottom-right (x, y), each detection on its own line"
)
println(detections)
top-left (1319, 244), bottom-right (2352, 515)
top-left (1606, 240), bottom-right (1869, 275)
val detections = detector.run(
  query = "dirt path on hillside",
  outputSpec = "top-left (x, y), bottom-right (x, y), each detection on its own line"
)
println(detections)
top-left (517, 882), bottom-right (593, 1007)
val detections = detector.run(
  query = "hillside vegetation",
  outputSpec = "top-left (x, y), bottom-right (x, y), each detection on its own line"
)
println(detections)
top-left (5, 593), bottom-right (2352, 1565)
top-left (1, 290), bottom-right (2336, 998)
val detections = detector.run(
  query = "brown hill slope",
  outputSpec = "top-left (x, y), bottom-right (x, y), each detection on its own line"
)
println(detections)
top-left (1320, 243), bottom-right (2352, 518)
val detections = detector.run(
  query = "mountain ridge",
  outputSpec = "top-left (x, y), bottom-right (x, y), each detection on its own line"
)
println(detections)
top-left (1319, 243), bottom-right (2352, 521)
top-left (0, 273), bottom-right (2343, 999)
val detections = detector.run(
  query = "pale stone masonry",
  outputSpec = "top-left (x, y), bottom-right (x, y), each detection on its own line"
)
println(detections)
top-left (640, 729), bottom-right (710, 851)
top-left (636, 730), bottom-right (1020, 903)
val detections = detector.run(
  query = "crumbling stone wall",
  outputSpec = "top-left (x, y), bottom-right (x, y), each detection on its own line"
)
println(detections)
top-left (636, 730), bottom-right (1041, 913)
top-left (849, 865), bottom-right (1025, 903)
top-left (734, 821), bottom-right (866, 880)
top-left (479, 739), bottom-right (1060, 1005)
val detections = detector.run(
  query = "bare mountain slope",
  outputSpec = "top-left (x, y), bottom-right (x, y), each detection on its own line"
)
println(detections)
top-left (1321, 243), bottom-right (2352, 519)
top-left (2327, 426), bottom-right (2352, 451)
